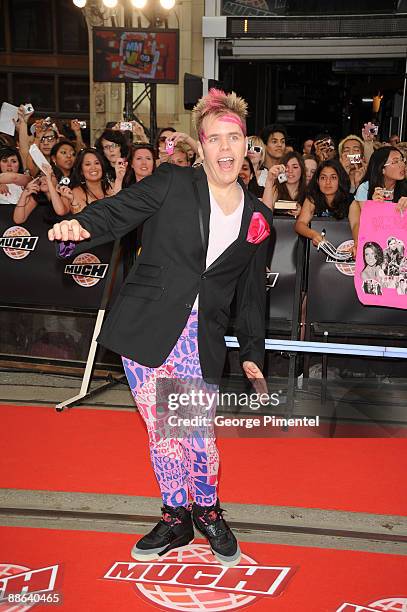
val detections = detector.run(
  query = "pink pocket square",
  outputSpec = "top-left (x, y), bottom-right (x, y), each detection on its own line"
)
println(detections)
top-left (246, 212), bottom-right (271, 244)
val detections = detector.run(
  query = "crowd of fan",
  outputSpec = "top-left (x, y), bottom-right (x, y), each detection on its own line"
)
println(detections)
top-left (1, 103), bottom-right (407, 259)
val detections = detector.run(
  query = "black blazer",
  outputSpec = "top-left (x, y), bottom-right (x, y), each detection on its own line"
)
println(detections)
top-left (69, 164), bottom-right (273, 382)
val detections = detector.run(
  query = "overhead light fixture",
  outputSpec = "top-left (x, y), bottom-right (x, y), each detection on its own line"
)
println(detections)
top-left (102, 0), bottom-right (118, 7)
top-left (160, 0), bottom-right (176, 9)
top-left (131, 0), bottom-right (147, 7)
top-left (73, 0), bottom-right (87, 6)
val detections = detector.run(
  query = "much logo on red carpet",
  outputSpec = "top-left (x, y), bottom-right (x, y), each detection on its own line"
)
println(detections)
top-left (0, 563), bottom-right (61, 611)
top-left (103, 543), bottom-right (295, 611)
top-left (336, 598), bottom-right (407, 611)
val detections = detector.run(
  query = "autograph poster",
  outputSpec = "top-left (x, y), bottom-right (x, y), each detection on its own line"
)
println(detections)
top-left (355, 201), bottom-right (407, 308)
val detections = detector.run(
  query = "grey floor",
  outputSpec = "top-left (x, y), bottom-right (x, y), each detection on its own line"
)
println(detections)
top-left (1, 370), bottom-right (406, 557)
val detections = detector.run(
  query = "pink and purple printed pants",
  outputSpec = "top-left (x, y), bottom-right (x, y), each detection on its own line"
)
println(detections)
top-left (122, 310), bottom-right (219, 508)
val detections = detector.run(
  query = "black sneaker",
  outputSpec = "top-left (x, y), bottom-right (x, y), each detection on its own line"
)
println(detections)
top-left (131, 505), bottom-right (194, 561)
top-left (192, 500), bottom-right (241, 567)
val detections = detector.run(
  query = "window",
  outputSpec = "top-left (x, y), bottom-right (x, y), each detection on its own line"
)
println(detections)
top-left (0, 75), bottom-right (7, 104)
top-left (59, 77), bottom-right (89, 113)
top-left (11, 0), bottom-right (53, 52)
top-left (13, 75), bottom-right (55, 112)
top-left (0, 0), bottom-right (5, 51)
top-left (57, 0), bottom-right (88, 54)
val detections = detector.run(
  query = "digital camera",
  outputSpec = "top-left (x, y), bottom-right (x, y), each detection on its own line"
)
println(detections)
top-left (78, 121), bottom-right (87, 129)
top-left (165, 139), bottom-right (175, 155)
top-left (323, 138), bottom-right (335, 151)
top-left (348, 153), bottom-right (362, 164)
top-left (59, 177), bottom-right (71, 186)
top-left (24, 104), bottom-right (34, 114)
top-left (369, 125), bottom-right (379, 135)
top-left (383, 189), bottom-right (394, 201)
top-left (277, 172), bottom-right (288, 184)
top-left (120, 121), bottom-right (132, 131)
top-left (43, 116), bottom-right (53, 129)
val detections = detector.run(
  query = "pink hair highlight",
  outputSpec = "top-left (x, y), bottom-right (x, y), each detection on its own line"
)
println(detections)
top-left (196, 88), bottom-right (247, 142)
top-left (219, 114), bottom-right (246, 134)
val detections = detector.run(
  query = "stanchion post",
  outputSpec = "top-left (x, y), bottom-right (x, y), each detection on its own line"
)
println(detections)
top-left (55, 240), bottom-right (122, 412)
top-left (284, 236), bottom-right (306, 419)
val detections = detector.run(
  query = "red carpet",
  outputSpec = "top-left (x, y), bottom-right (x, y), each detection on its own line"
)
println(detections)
top-left (0, 526), bottom-right (406, 612)
top-left (1, 404), bottom-right (407, 515)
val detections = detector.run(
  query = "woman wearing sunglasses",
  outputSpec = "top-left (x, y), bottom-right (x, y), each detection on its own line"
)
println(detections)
top-left (349, 146), bottom-right (407, 257)
top-left (247, 136), bottom-right (268, 188)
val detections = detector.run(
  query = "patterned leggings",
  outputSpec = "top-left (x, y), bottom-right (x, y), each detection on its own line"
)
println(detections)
top-left (122, 311), bottom-right (219, 508)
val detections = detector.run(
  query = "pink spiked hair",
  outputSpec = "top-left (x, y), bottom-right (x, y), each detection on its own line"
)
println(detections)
top-left (192, 88), bottom-right (248, 142)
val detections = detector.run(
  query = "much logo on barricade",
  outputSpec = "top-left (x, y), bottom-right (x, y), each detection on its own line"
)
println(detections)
top-left (64, 253), bottom-right (108, 288)
top-left (323, 239), bottom-right (355, 277)
top-left (0, 563), bottom-right (61, 611)
top-left (355, 201), bottom-right (407, 308)
top-left (0, 227), bottom-right (39, 261)
top-left (103, 543), bottom-right (295, 611)
top-left (266, 268), bottom-right (279, 291)
top-left (336, 597), bottom-right (407, 611)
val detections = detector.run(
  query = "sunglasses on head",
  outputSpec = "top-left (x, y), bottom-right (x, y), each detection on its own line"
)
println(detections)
top-left (248, 145), bottom-right (263, 154)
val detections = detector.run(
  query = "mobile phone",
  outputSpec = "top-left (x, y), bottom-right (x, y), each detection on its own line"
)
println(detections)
top-left (165, 140), bottom-right (175, 155)
top-left (120, 121), bottom-right (132, 131)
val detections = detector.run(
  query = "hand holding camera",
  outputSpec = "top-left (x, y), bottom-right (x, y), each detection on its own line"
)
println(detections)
top-left (347, 153), bottom-right (362, 165)
top-left (114, 157), bottom-right (128, 181)
top-left (25, 177), bottom-right (41, 196)
top-left (57, 185), bottom-right (74, 202)
top-left (268, 164), bottom-right (286, 184)
top-left (131, 121), bottom-right (147, 140)
top-left (362, 122), bottom-right (378, 142)
top-left (23, 103), bottom-right (34, 115)
top-left (372, 187), bottom-right (385, 201)
top-left (382, 188), bottom-right (394, 201)
top-left (315, 138), bottom-right (334, 161)
top-left (0, 184), bottom-right (11, 196)
top-left (71, 119), bottom-right (86, 132)
top-left (120, 121), bottom-right (133, 132)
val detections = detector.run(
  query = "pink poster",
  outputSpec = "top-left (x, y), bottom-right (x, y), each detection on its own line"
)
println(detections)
top-left (355, 200), bottom-right (407, 309)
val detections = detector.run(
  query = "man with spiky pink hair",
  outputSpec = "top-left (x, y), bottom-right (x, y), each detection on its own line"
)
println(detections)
top-left (49, 89), bottom-right (273, 567)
